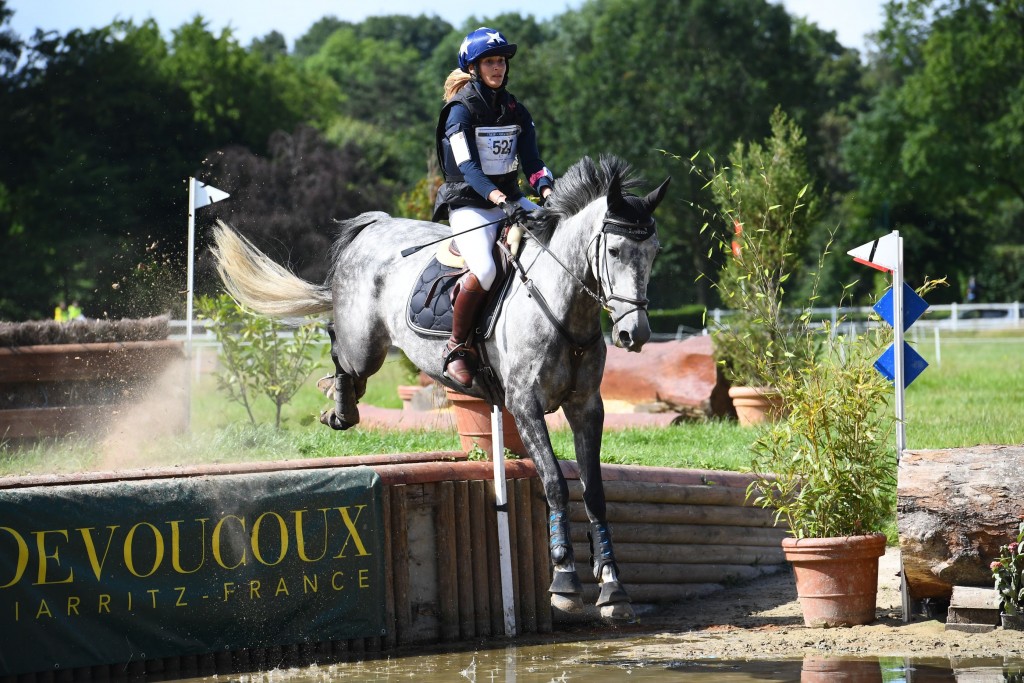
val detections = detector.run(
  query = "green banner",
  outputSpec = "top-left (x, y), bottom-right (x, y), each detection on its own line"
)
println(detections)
top-left (0, 467), bottom-right (385, 676)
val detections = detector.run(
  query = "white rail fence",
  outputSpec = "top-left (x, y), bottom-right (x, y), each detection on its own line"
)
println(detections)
top-left (171, 301), bottom-right (1023, 373)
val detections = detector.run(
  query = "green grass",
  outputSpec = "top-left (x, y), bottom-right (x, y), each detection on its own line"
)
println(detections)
top-left (2, 332), bottom-right (1022, 478)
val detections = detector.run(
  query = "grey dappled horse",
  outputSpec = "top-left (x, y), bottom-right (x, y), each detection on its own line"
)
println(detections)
top-left (212, 155), bottom-right (670, 622)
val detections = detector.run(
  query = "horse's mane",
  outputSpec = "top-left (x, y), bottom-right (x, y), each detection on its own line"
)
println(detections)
top-left (531, 155), bottom-right (643, 240)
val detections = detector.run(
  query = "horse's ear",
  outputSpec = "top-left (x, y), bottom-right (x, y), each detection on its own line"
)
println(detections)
top-left (606, 174), bottom-right (624, 212)
top-left (643, 177), bottom-right (672, 213)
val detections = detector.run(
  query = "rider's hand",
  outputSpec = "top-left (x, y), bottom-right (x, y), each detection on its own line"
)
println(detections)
top-left (499, 201), bottom-right (529, 226)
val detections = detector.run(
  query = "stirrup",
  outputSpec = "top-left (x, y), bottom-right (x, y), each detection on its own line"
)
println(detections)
top-left (442, 341), bottom-right (476, 389)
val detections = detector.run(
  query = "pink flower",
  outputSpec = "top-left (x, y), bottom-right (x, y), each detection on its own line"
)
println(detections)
top-left (1010, 542), bottom-right (1019, 552)
top-left (992, 561), bottom-right (1003, 570)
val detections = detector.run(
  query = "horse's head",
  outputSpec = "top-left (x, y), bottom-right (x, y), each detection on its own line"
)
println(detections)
top-left (596, 175), bottom-right (671, 352)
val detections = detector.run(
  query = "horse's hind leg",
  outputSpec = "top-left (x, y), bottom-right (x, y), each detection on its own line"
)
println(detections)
top-left (318, 322), bottom-right (360, 430)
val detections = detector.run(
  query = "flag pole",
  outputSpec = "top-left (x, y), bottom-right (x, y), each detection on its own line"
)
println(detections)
top-left (185, 178), bottom-right (198, 431)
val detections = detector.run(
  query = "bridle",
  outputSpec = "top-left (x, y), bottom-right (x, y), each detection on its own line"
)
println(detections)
top-left (504, 208), bottom-right (656, 356)
top-left (591, 212), bottom-right (655, 324)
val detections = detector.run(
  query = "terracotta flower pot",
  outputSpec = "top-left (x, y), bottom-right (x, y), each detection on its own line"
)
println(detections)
top-left (782, 533), bottom-right (886, 627)
top-left (444, 388), bottom-right (527, 459)
top-left (1002, 612), bottom-right (1024, 630)
top-left (801, 656), bottom-right (882, 682)
top-left (397, 384), bottom-right (420, 411)
top-left (728, 385), bottom-right (784, 426)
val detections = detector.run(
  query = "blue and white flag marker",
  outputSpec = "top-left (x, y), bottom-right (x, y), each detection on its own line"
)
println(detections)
top-left (848, 229), bottom-right (931, 624)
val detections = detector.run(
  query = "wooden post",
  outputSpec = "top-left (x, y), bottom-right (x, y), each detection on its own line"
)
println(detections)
top-left (390, 484), bottom-right (412, 645)
top-left (515, 478), bottom-right (536, 633)
top-left (436, 481), bottom-right (459, 641)
top-left (381, 485), bottom-right (397, 649)
top-left (454, 480), bottom-right (475, 639)
top-left (469, 479), bottom-right (492, 637)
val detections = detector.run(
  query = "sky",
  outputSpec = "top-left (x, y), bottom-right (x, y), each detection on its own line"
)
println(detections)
top-left (6, 0), bottom-right (886, 56)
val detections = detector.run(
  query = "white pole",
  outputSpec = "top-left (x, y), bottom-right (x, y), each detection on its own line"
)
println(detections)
top-left (492, 405), bottom-right (517, 637)
top-left (892, 230), bottom-right (906, 458)
top-left (934, 327), bottom-right (941, 367)
top-left (185, 178), bottom-right (197, 431)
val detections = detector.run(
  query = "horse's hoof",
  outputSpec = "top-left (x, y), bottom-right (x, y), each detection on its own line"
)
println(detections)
top-left (319, 408), bottom-right (356, 431)
top-left (599, 601), bottom-right (636, 624)
top-left (316, 375), bottom-right (336, 399)
top-left (550, 592), bottom-right (585, 615)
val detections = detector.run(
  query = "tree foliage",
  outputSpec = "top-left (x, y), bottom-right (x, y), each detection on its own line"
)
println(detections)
top-left (1, 0), bottom-right (1021, 322)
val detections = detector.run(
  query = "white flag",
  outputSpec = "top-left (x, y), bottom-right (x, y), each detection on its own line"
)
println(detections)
top-left (192, 179), bottom-right (230, 209)
top-left (847, 232), bottom-right (900, 273)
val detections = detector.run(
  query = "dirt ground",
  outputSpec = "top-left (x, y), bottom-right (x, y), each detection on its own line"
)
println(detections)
top-left (570, 548), bottom-right (1024, 662)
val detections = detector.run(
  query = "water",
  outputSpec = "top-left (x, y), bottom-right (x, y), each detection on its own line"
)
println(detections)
top-left (174, 643), bottom-right (1024, 683)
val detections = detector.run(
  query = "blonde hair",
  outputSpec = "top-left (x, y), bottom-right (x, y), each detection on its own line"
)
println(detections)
top-left (443, 68), bottom-right (472, 102)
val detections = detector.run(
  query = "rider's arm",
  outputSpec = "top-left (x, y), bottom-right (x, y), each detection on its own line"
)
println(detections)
top-left (515, 102), bottom-right (555, 198)
top-left (445, 104), bottom-right (503, 203)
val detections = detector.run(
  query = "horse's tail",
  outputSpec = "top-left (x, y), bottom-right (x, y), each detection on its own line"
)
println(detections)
top-left (210, 221), bottom-right (333, 319)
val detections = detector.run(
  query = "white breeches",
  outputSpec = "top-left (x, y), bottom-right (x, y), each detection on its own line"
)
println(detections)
top-left (450, 197), bottom-right (539, 291)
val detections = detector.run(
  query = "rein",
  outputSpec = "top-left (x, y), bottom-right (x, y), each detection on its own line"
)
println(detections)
top-left (499, 210), bottom-right (654, 391)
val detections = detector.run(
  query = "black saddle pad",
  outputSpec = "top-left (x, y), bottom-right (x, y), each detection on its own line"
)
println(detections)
top-left (406, 256), bottom-right (514, 339)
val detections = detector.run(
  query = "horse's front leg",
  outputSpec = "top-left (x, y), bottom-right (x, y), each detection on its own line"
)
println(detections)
top-left (562, 392), bottom-right (635, 623)
top-left (505, 393), bottom-right (585, 615)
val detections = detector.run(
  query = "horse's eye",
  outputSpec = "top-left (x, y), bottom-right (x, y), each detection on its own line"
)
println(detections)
top-left (608, 247), bottom-right (620, 258)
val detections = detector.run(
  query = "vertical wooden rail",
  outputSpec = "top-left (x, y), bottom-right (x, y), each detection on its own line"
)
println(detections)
top-left (531, 476), bottom-right (553, 633)
top-left (485, 480), bottom-right (504, 635)
top-left (381, 485), bottom-right (397, 649)
top-left (390, 484), bottom-right (412, 646)
top-left (505, 475), bottom-right (521, 629)
top-left (515, 478), bottom-right (537, 633)
top-left (454, 480), bottom-right (475, 639)
top-left (469, 480), bottom-right (492, 637)
top-left (436, 481), bottom-right (459, 641)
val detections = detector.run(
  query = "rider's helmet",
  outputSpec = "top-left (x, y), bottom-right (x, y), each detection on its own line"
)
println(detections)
top-left (458, 27), bottom-right (517, 73)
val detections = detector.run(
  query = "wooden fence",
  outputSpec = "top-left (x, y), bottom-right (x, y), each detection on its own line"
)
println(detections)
top-left (0, 454), bottom-right (786, 680)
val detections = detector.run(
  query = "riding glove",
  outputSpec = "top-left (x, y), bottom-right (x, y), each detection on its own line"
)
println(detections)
top-left (499, 201), bottom-right (529, 226)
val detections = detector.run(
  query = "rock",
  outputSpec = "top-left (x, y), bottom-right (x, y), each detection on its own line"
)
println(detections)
top-left (601, 337), bottom-right (732, 418)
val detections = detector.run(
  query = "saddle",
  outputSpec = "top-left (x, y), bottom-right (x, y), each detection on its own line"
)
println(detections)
top-left (406, 227), bottom-right (522, 340)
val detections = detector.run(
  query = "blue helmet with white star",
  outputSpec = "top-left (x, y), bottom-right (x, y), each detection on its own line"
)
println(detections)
top-left (458, 27), bottom-right (517, 73)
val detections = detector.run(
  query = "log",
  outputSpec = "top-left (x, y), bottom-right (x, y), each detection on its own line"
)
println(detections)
top-left (570, 522), bottom-right (789, 547)
top-left (568, 501), bottom-right (778, 527)
top-left (435, 482), bottom-right (459, 641)
top-left (567, 478), bottom-right (752, 506)
top-left (600, 337), bottom-right (732, 417)
top-left (570, 542), bottom-right (785, 566)
top-left (898, 445), bottom-right (1024, 600)
top-left (577, 562), bottom-right (766, 585)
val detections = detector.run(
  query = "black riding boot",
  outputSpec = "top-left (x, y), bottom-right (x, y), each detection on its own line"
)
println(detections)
top-left (443, 273), bottom-right (487, 389)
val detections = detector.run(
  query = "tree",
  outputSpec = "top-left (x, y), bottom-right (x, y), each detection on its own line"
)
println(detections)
top-left (541, 0), bottom-right (863, 306)
top-left (199, 125), bottom-right (401, 286)
top-left (841, 0), bottom-right (1024, 302)
top-left (249, 30), bottom-right (287, 63)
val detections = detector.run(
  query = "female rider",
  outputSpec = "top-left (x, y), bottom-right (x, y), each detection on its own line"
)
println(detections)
top-left (433, 26), bottom-right (555, 390)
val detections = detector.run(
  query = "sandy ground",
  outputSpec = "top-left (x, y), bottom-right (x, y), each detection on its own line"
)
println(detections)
top-left (584, 548), bottom-right (1024, 662)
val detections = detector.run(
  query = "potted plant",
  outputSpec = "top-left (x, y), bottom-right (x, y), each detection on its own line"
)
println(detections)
top-left (992, 519), bottom-right (1024, 630)
top-left (702, 109), bottom-right (820, 425)
top-left (691, 110), bottom-right (923, 626)
top-left (746, 315), bottom-right (895, 627)
top-left (396, 350), bottom-right (424, 410)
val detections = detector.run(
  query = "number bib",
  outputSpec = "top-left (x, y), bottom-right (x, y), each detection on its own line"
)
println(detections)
top-left (475, 125), bottom-right (520, 176)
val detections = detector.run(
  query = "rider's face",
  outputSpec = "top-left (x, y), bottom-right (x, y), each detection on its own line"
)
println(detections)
top-left (475, 56), bottom-right (507, 88)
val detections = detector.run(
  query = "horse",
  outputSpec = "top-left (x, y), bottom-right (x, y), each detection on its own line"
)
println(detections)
top-left (211, 154), bottom-right (670, 622)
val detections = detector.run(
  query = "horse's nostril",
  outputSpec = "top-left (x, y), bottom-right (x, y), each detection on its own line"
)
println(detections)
top-left (618, 330), bottom-right (632, 347)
